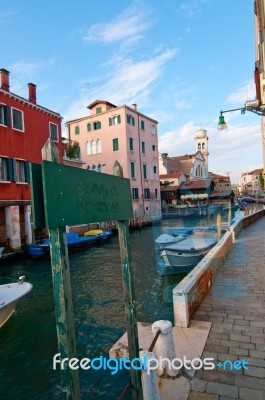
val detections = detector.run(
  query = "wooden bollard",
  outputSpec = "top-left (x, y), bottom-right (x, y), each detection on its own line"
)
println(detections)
top-left (216, 213), bottom-right (222, 241)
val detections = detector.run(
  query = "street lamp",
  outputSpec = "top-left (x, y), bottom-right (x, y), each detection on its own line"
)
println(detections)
top-left (218, 99), bottom-right (265, 130)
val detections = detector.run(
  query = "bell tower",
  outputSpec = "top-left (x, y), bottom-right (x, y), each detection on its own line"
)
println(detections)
top-left (195, 129), bottom-right (209, 173)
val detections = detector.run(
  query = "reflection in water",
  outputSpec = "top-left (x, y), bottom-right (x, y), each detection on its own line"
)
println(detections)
top-left (0, 213), bottom-right (232, 399)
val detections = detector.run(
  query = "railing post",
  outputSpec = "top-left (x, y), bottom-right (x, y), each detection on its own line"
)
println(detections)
top-left (140, 351), bottom-right (160, 400)
top-left (151, 320), bottom-right (179, 377)
top-left (216, 213), bottom-right (222, 241)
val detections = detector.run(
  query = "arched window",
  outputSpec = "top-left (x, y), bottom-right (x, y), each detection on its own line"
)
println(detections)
top-left (86, 141), bottom-right (91, 155)
top-left (87, 123), bottom-right (92, 132)
top-left (91, 140), bottom-right (96, 154)
top-left (196, 165), bottom-right (202, 177)
top-left (198, 143), bottom-right (201, 150)
top-left (96, 139), bottom-right (101, 153)
top-left (202, 143), bottom-right (205, 150)
top-left (92, 164), bottom-right (96, 171)
top-left (75, 126), bottom-right (80, 135)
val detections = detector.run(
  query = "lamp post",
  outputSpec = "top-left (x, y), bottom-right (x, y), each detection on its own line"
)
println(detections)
top-left (218, 100), bottom-right (265, 130)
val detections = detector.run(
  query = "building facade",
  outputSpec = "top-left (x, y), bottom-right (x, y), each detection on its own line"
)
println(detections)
top-left (65, 100), bottom-right (161, 220)
top-left (0, 68), bottom-right (63, 249)
top-left (254, 0), bottom-right (265, 176)
top-left (237, 168), bottom-right (263, 196)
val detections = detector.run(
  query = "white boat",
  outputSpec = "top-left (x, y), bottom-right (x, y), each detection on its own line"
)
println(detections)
top-left (155, 233), bottom-right (188, 247)
top-left (161, 236), bottom-right (217, 273)
top-left (0, 276), bottom-right (33, 328)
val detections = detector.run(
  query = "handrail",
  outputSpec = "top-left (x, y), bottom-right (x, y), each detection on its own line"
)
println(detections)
top-left (118, 329), bottom-right (161, 399)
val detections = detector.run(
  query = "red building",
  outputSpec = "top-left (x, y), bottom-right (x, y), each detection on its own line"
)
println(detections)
top-left (0, 68), bottom-right (63, 250)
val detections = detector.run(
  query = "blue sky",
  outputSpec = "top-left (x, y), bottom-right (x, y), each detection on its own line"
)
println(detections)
top-left (1, 0), bottom-right (262, 183)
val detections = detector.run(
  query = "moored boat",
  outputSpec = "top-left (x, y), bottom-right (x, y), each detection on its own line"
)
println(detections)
top-left (26, 230), bottom-right (113, 258)
top-left (0, 276), bottom-right (33, 328)
top-left (161, 235), bottom-right (217, 273)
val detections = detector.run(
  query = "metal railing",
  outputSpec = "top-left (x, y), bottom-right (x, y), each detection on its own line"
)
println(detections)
top-left (118, 329), bottom-right (161, 400)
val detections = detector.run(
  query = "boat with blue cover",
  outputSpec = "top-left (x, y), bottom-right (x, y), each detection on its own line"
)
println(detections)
top-left (26, 230), bottom-right (112, 258)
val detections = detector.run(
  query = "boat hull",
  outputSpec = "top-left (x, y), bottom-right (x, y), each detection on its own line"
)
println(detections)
top-left (0, 281), bottom-right (33, 327)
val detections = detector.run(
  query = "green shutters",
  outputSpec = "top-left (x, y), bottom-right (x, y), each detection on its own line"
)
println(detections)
top-left (3, 105), bottom-right (10, 126)
top-left (131, 162), bottom-right (135, 178)
top-left (25, 161), bottom-right (30, 183)
top-left (7, 158), bottom-right (15, 181)
top-left (109, 117), bottom-right (112, 126)
top-left (129, 138), bottom-right (134, 151)
top-left (143, 164), bottom-right (147, 179)
top-left (132, 117), bottom-right (135, 126)
top-left (112, 138), bottom-right (119, 151)
top-left (87, 123), bottom-right (92, 131)
top-left (132, 187), bottom-right (139, 199)
top-left (144, 188), bottom-right (150, 199)
top-left (141, 120), bottom-right (145, 130)
top-left (96, 121), bottom-right (101, 129)
top-left (75, 126), bottom-right (80, 135)
top-left (127, 114), bottom-right (135, 125)
top-left (141, 141), bottom-right (145, 153)
top-left (96, 106), bottom-right (102, 114)
top-left (117, 115), bottom-right (121, 124)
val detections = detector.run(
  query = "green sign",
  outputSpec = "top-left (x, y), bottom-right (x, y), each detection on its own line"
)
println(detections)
top-left (39, 161), bottom-right (133, 228)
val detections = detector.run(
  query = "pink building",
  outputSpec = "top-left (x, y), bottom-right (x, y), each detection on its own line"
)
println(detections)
top-left (65, 100), bottom-right (161, 220)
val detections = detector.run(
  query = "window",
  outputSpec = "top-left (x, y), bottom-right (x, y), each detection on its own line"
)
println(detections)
top-left (202, 143), bottom-right (205, 150)
top-left (143, 164), bottom-right (147, 179)
top-left (141, 120), bottom-right (145, 130)
top-left (0, 104), bottom-right (10, 126)
top-left (144, 188), bottom-right (150, 199)
top-left (151, 125), bottom-right (156, 134)
top-left (75, 126), bottom-right (80, 135)
top-left (91, 140), bottom-right (96, 154)
top-left (131, 162), bottom-right (135, 178)
top-left (15, 160), bottom-right (30, 183)
top-left (155, 188), bottom-right (158, 199)
top-left (87, 121), bottom-right (101, 131)
top-left (132, 187), bottom-right (139, 199)
top-left (109, 115), bottom-right (121, 125)
top-left (153, 166), bottom-right (157, 174)
top-left (141, 142), bottom-right (145, 153)
top-left (50, 123), bottom-right (58, 141)
top-left (112, 138), bottom-right (119, 151)
top-left (127, 114), bottom-right (135, 126)
top-left (96, 139), bottom-right (101, 153)
top-left (12, 108), bottom-right (24, 131)
top-left (86, 141), bottom-right (91, 155)
top-left (0, 157), bottom-right (8, 181)
top-left (152, 145), bottom-right (156, 151)
top-left (129, 137), bottom-right (134, 151)
top-left (198, 143), bottom-right (201, 150)
top-left (96, 107), bottom-right (102, 114)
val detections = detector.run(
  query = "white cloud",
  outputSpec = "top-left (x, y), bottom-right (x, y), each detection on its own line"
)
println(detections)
top-left (158, 120), bottom-right (263, 184)
top-left (177, 0), bottom-right (209, 18)
top-left (84, 2), bottom-right (152, 46)
top-left (225, 80), bottom-right (256, 105)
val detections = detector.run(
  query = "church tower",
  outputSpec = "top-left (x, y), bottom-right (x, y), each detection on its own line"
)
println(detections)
top-left (195, 129), bottom-right (208, 171)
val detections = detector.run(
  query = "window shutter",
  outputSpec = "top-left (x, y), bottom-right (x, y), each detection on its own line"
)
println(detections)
top-left (4, 105), bottom-right (11, 126)
top-left (127, 114), bottom-right (130, 123)
top-left (109, 117), bottom-right (112, 126)
top-left (96, 121), bottom-right (101, 129)
top-left (7, 158), bottom-right (15, 181)
top-left (25, 161), bottom-right (30, 183)
top-left (117, 115), bottom-right (121, 124)
top-left (87, 123), bottom-right (92, 131)
top-left (132, 117), bottom-right (135, 126)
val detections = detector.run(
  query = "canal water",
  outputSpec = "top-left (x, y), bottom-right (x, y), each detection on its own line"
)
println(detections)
top-left (0, 212), bottom-right (233, 399)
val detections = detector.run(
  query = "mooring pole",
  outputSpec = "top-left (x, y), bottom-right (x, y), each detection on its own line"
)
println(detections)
top-left (113, 161), bottom-right (143, 400)
top-left (42, 139), bottom-right (80, 399)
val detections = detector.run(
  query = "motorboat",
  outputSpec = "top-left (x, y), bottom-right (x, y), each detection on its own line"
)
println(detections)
top-left (0, 276), bottom-right (33, 328)
top-left (26, 230), bottom-right (113, 258)
top-left (161, 235), bottom-right (217, 273)
top-left (155, 226), bottom-right (217, 248)
top-left (155, 233), bottom-right (190, 248)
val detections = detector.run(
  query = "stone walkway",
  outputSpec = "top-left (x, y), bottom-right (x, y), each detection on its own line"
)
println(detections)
top-left (189, 216), bottom-right (265, 400)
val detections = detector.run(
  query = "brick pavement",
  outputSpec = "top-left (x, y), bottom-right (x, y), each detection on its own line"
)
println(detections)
top-left (189, 216), bottom-right (265, 400)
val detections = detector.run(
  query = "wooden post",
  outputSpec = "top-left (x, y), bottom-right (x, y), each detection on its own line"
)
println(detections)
top-left (228, 200), bottom-right (232, 229)
top-left (42, 139), bottom-right (80, 400)
top-left (216, 213), bottom-right (222, 241)
top-left (114, 160), bottom-right (143, 400)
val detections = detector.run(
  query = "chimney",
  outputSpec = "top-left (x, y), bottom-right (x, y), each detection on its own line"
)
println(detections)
top-left (131, 103), bottom-right (137, 111)
top-left (28, 83), bottom-right (37, 104)
top-left (0, 69), bottom-right (10, 92)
